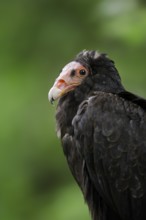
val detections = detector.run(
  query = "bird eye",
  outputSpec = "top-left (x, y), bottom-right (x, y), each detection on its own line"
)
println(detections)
top-left (79, 69), bottom-right (87, 76)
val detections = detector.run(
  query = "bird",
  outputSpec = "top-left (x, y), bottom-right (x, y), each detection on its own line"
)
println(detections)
top-left (48, 50), bottom-right (146, 220)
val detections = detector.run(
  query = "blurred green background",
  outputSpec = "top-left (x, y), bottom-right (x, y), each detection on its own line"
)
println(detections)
top-left (1, 0), bottom-right (146, 219)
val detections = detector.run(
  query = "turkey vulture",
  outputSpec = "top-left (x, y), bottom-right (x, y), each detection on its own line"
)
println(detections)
top-left (48, 50), bottom-right (146, 220)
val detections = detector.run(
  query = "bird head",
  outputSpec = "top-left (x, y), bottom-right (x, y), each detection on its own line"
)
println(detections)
top-left (48, 50), bottom-right (124, 103)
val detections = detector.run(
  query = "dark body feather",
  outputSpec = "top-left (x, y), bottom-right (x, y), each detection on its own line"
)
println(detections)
top-left (55, 51), bottom-right (146, 220)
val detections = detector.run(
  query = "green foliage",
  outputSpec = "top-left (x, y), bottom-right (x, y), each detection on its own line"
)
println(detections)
top-left (0, 0), bottom-right (146, 219)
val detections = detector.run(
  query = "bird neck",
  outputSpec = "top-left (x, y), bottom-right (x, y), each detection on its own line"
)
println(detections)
top-left (56, 92), bottom-right (81, 138)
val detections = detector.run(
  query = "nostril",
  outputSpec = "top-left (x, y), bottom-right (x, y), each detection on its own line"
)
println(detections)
top-left (56, 79), bottom-right (67, 89)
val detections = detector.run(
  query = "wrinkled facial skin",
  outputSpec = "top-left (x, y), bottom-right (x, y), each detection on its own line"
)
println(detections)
top-left (48, 61), bottom-right (89, 103)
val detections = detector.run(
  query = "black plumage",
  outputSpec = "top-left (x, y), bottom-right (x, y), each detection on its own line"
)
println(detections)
top-left (49, 50), bottom-right (146, 220)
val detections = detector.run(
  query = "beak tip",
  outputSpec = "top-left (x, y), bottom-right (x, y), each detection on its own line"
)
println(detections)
top-left (48, 87), bottom-right (62, 104)
top-left (48, 90), bottom-right (54, 104)
top-left (50, 97), bottom-right (54, 104)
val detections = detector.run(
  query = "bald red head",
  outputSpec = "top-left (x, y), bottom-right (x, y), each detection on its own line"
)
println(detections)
top-left (48, 61), bottom-right (89, 103)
